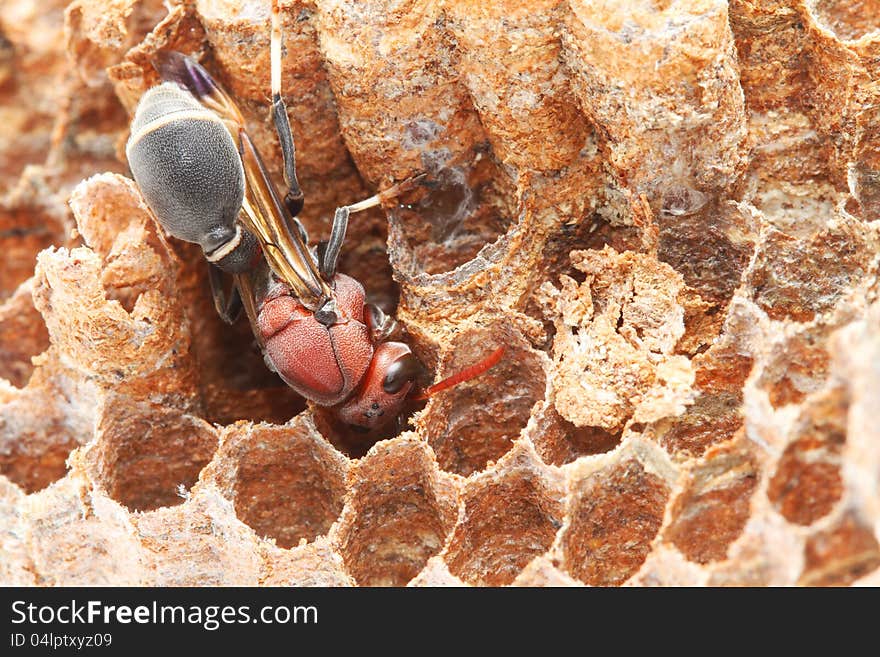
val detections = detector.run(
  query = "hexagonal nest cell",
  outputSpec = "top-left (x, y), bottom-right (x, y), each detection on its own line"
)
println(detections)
top-left (419, 325), bottom-right (547, 476)
top-left (2, 0), bottom-right (880, 587)
top-left (87, 397), bottom-right (219, 512)
top-left (215, 420), bottom-right (348, 549)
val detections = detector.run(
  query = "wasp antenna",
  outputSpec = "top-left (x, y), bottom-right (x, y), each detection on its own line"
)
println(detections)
top-left (378, 172), bottom-right (428, 203)
top-left (341, 173), bottom-right (429, 215)
top-left (270, 0), bottom-right (282, 100)
top-left (414, 346), bottom-right (505, 401)
top-left (269, 0), bottom-right (305, 217)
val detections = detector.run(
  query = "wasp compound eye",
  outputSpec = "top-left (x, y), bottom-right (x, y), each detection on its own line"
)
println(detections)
top-left (383, 353), bottom-right (423, 394)
top-left (126, 83), bottom-right (250, 274)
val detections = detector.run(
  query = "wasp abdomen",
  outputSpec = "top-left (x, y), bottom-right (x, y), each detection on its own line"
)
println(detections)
top-left (126, 82), bottom-right (255, 272)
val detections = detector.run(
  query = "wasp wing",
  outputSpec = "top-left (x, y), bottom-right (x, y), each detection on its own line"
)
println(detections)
top-left (154, 51), bottom-right (330, 309)
top-left (236, 130), bottom-right (328, 308)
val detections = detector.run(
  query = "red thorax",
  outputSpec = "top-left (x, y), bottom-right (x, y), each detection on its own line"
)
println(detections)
top-left (257, 273), bottom-right (373, 406)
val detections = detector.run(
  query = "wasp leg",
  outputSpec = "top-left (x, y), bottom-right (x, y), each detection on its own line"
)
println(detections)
top-left (364, 303), bottom-right (398, 342)
top-left (271, 0), bottom-right (305, 218)
top-left (271, 97), bottom-right (304, 218)
top-left (319, 206), bottom-right (349, 280)
top-left (209, 264), bottom-right (244, 324)
top-left (318, 176), bottom-right (427, 279)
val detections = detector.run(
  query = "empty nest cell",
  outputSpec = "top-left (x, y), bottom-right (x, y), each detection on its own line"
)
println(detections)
top-left (664, 436), bottom-right (758, 564)
top-left (652, 389), bottom-right (744, 459)
top-left (799, 512), bottom-right (880, 586)
top-left (419, 328), bottom-right (546, 477)
top-left (316, 0), bottom-right (518, 277)
top-left (745, 219), bottom-right (873, 323)
top-left (201, 383), bottom-right (307, 427)
top-left (444, 446), bottom-right (564, 586)
top-left (561, 456), bottom-right (670, 586)
top-left (531, 405), bottom-right (621, 467)
top-left (0, 201), bottom-right (70, 302)
top-left (337, 437), bottom-right (456, 586)
top-left (0, 394), bottom-right (79, 494)
top-left (222, 422), bottom-right (348, 549)
top-left (767, 388), bottom-right (848, 526)
top-left (90, 397), bottom-right (218, 512)
top-left (650, 337), bottom-right (753, 459)
top-left (312, 401), bottom-right (421, 459)
top-left (0, 280), bottom-right (49, 388)
top-left (656, 200), bottom-right (758, 311)
top-left (0, 365), bottom-right (93, 493)
top-left (756, 322), bottom-right (835, 410)
top-left (389, 160), bottom-right (516, 277)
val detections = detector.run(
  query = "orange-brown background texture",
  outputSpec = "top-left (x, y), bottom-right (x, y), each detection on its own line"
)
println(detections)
top-left (1, 0), bottom-right (878, 586)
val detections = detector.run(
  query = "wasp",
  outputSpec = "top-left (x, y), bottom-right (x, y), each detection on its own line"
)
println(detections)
top-left (125, 2), bottom-right (502, 430)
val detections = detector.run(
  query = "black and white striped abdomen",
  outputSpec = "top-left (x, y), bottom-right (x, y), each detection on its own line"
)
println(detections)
top-left (126, 82), bottom-right (245, 257)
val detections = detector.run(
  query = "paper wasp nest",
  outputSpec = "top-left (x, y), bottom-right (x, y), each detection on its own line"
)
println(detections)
top-left (1, 0), bottom-right (879, 586)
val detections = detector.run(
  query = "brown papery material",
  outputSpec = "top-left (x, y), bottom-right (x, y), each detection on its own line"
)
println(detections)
top-left (0, 0), bottom-right (879, 586)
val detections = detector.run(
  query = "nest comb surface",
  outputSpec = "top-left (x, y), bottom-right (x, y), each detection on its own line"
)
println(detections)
top-left (1, 0), bottom-right (880, 587)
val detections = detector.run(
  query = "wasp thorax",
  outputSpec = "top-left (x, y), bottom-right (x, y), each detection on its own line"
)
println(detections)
top-left (126, 82), bottom-right (256, 273)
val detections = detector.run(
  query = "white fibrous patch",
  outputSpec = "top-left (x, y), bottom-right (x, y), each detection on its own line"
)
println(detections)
top-left (539, 247), bottom-right (695, 431)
